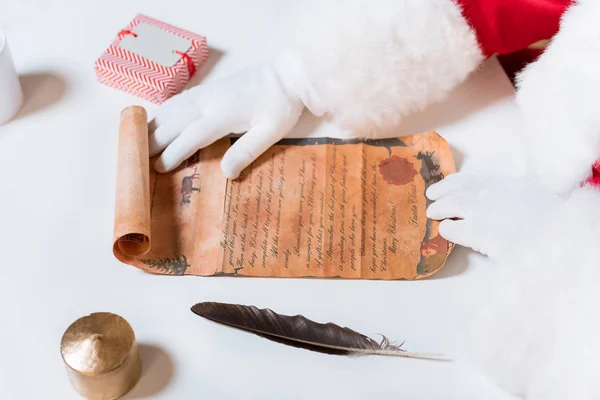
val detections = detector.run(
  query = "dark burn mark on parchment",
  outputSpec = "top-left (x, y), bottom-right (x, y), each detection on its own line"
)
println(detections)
top-left (415, 151), bottom-right (446, 275)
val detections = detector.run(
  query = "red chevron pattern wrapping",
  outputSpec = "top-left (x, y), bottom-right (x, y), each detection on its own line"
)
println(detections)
top-left (95, 14), bottom-right (208, 104)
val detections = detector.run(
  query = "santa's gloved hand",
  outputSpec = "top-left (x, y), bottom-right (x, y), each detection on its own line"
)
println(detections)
top-left (426, 172), bottom-right (564, 262)
top-left (148, 59), bottom-right (305, 178)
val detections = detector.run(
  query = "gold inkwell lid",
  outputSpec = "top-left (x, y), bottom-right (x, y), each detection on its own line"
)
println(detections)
top-left (60, 312), bottom-right (141, 399)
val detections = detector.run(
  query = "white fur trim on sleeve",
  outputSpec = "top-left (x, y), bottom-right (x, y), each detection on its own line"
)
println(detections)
top-left (274, 0), bottom-right (484, 136)
top-left (516, 0), bottom-right (600, 195)
top-left (463, 186), bottom-right (600, 399)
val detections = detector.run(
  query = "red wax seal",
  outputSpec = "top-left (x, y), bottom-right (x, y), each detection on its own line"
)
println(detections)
top-left (378, 156), bottom-right (417, 185)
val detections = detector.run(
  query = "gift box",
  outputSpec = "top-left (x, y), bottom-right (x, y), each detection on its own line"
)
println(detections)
top-left (95, 14), bottom-right (208, 104)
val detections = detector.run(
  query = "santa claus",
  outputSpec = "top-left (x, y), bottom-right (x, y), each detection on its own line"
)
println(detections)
top-left (149, 1), bottom-right (600, 398)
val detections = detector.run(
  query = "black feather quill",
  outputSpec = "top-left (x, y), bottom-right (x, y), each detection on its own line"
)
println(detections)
top-left (191, 302), bottom-right (444, 359)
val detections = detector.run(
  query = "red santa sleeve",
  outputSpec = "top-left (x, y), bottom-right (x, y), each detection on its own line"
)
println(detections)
top-left (274, 0), bottom-right (572, 136)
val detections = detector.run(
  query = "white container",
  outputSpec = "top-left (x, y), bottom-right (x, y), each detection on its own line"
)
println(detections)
top-left (0, 29), bottom-right (23, 125)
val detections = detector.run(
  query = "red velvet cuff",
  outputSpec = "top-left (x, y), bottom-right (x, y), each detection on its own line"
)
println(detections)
top-left (455, 0), bottom-right (572, 57)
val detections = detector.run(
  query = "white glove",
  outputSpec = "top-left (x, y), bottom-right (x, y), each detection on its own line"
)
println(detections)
top-left (425, 172), bottom-right (563, 261)
top-left (148, 60), bottom-right (305, 178)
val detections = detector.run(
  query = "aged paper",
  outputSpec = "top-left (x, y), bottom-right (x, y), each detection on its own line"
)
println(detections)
top-left (113, 109), bottom-right (456, 279)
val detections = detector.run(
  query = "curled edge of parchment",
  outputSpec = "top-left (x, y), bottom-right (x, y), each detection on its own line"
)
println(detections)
top-left (112, 106), bottom-right (151, 263)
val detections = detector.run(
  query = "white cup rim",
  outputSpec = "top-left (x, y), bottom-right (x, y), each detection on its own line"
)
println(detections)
top-left (0, 29), bottom-right (6, 55)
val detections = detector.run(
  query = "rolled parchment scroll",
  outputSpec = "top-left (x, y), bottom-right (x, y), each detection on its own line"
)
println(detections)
top-left (111, 109), bottom-right (456, 279)
top-left (113, 106), bottom-right (151, 261)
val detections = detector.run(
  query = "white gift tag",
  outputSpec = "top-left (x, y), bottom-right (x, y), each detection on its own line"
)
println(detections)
top-left (120, 23), bottom-right (192, 67)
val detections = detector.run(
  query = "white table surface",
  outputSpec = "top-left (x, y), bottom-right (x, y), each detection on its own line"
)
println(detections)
top-left (0, 1), bottom-right (525, 399)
